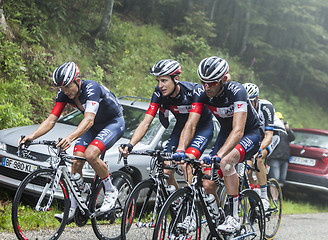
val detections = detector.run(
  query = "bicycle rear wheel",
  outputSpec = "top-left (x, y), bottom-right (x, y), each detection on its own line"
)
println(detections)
top-left (91, 170), bottom-right (132, 240)
top-left (12, 168), bottom-right (70, 240)
top-left (265, 178), bottom-right (282, 239)
top-left (238, 189), bottom-right (265, 240)
top-left (153, 187), bottom-right (201, 240)
top-left (121, 178), bottom-right (163, 240)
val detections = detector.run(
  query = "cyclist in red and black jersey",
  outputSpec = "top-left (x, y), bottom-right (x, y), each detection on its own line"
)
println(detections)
top-left (119, 59), bottom-right (214, 189)
top-left (174, 56), bottom-right (261, 233)
top-left (20, 62), bottom-right (125, 222)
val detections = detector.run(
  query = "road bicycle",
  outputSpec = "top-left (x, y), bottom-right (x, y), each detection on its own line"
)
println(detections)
top-left (11, 138), bottom-right (133, 240)
top-left (121, 149), bottom-right (184, 240)
top-left (152, 157), bottom-right (266, 240)
top-left (220, 159), bottom-right (282, 239)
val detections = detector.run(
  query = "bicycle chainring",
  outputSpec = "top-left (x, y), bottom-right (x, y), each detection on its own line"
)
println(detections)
top-left (74, 208), bottom-right (89, 227)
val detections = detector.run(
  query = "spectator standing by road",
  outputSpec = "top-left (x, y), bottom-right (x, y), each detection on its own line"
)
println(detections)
top-left (267, 112), bottom-right (295, 187)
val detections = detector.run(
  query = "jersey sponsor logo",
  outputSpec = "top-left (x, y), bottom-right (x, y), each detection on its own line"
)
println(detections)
top-left (190, 135), bottom-right (207, 149)
top-left (262, 105), bottom-right (273, 122)
top-left (170, 105), bottom-right (191, 114)
top-left (227, 83), bottom-right (241, 95)
top-left (85, 100), bottom-right (99, 114)
top-left (97, 129), bottom-right (113, 142)
top-left (146, 102), bottom-right (159, 117)
top-left (193, 87), bottom-right (204, 97)
top-left (190, 102), bottom-right (203, 114)
top-left (154, 91), bottom-right (161, 98)
top-left (208, 105), bottom-right (234, 118)
top-left (234, 101), bottom-right (247, 113)
top-left (86, 83), bottom-right (95, 97)
top-left (239, 137), bottom-right (254, 151)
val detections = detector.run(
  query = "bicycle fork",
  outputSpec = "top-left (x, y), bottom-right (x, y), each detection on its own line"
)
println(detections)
top-left (35, 169), bottom-right (63, 212)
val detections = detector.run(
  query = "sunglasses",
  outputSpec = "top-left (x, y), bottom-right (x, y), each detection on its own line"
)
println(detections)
top-left (200, 80), bottom-right (220, 88)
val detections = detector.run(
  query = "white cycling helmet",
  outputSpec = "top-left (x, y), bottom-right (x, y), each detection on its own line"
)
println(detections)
top-left (243, 83), bottom-right (259, 100)
top-left (197, 56), bottom-right (229, 82)
top-left (150, 59), bottom-right (181, 77)
top-left (53, 62), bottom-right (80, 87)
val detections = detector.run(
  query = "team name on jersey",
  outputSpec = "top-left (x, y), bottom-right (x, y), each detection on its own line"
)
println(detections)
top-left (170, 105), bottom-right (191, 114)
top-left (86, 83), bottom-right (95, 97)
top-left (193, 87), bottom-right (205, 97)
top-left (227, 82), bottom-right (241, 95)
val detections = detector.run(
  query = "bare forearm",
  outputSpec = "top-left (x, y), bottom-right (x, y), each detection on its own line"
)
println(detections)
top-left (67, 117), bottom-right (94, 142)
top-left (177, 122), bottom-right (195, 151)
top-left (30, 115), bottom-right (57, 139)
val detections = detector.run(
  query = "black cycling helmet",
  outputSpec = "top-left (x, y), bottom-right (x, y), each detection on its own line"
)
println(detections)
top-left (150, 59), bottom-right (181, 77)
top-left (197, 56), bottom-right (229, 82)
top-left (53, 62), bottom-right (80, 87)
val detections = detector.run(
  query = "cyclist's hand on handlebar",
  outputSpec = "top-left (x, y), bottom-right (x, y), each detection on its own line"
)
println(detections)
top-left (172, 150), bottom-right (187, 162)
top-left (118, 143), bottom-right (133, 158)
top-left (56, 137), bottom-right (72, 151)
top-left (18, 135), bottom-right (33, 147)
top-left (201, 155), bottom-right (221, 167)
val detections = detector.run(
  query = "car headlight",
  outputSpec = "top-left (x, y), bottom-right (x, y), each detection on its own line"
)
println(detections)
top-left (0, 142), bottom-right (6, 151)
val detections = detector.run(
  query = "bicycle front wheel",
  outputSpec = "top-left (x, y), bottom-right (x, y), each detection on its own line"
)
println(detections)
top-left (265, 178), bottom-right (282, 239)
top-left (12, 168), bottom-right (70, 240)
top-left (153, 187), bottom-right (201, 240)
top-left (238, 189), bottom-right (265, 240)
top-left (91, 170), bottom-right (133, 240)
top-left (121, 178), bottom-right (163, 240)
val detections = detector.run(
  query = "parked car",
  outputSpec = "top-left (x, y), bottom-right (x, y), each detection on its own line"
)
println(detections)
top-left (286, 128), bottom-right (328, 197)
top-left (0, 97), bottom-right (220, 192)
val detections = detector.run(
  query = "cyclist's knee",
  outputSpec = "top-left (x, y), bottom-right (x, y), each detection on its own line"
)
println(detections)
top-left (203, 179), bottom-right (217, 195)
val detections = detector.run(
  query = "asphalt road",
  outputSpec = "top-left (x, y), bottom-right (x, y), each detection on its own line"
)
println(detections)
top-left (1, 213), bottom-right (327, 239)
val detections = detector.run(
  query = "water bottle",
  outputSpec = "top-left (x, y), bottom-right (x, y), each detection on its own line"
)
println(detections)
top-left (207, 194), bottom-right (219, 219)
top-left (72, 173), bottom-right (89, 194)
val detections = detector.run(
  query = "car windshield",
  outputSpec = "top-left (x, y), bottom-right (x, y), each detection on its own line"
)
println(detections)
top-left (58, 105), bottom-right (161, 145)
top-left (291, 131), bottom-right (328, 149)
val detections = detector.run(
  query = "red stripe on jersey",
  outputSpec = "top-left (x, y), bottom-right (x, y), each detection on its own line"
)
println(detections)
top-left (90, 139), bottom-right (106, 153)
top-left (235, 144), bottom-right (246, 162)
top-left (51, 102), bottom-right (67, 118)
top-left (74, 145), bottom-right (86, 154)
top-left (146, 102), bottom-right (160, 117)
top-left (185, 147), bottom-right (201, 159)
top-left (190, 102), bottom-right (204, 114)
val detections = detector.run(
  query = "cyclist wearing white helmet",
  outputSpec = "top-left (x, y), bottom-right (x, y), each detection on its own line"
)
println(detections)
top-left (119, 59), bottom-right (214, 188)
top-left (174, 56), bottom-right (261, 233)
top-left (20, 61), bottom-right (125, 222)
top-left (242, 82), bottom-right (286, 211)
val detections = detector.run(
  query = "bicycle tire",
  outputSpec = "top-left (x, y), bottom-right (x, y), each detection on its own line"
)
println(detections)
top-left (121, 178), bottom-right (164, 240)
top-left (153, 187), bottom-right (201, 240)
top-left (238, 189), bottom-right (265, 240)
top-left (12, 168), bottom-right (70, 240)
top-left (91, 170), bottom-right (133, 240)
top-left (265, 178), bottom-right (282, 239)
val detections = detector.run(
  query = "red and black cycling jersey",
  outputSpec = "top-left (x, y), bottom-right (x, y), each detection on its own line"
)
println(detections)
top-left (51, 80), bottom-right (123, 124)
top-left (191, 81), bottom-right (260, 133)
top-left (146, 81), bottom-right (213, 127)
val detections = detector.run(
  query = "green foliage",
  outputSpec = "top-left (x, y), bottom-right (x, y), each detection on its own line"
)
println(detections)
top-left (0, 0), bottom-right (327, 131)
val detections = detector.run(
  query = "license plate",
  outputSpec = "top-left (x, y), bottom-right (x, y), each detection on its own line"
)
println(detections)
top-left (289, 156), bottom-right (316, 167)
top-left (2, 157), bottom-right (38, 173)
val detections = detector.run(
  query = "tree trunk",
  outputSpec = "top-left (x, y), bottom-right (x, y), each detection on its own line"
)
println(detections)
top-left (0, 0), bottom-right (14, 38)
top-left (95, 0), bottom-right (115, 40)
